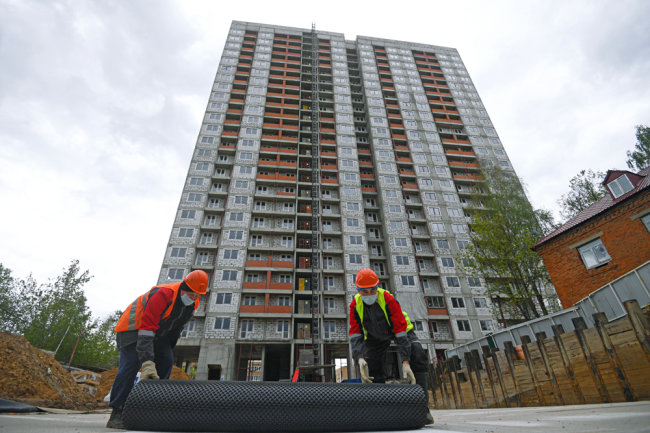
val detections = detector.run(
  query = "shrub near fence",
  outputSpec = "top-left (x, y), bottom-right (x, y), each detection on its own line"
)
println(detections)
top-left (429, 300), bottom-right (650, 409)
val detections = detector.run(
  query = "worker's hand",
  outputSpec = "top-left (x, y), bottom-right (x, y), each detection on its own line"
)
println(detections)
top-left (402, 362), bottom-right (416, 384)
top-left (358, 358), bottom-right (373, 383)
top-left (141, 360), bottom-right (159, 380)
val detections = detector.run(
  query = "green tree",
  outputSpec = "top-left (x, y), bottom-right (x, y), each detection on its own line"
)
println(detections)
top-left (558, 169), bottom-right (606, 221)
top-left (72, 310), bottom-right (121, 369)
top-left (626, 124), bottom-right (650, 171)
top-left (460, 168), bottom-right (560, 322)
top-left (17, 260), bottom-right (93, 362)
top-left (0, 263), bottom-right (18, 332)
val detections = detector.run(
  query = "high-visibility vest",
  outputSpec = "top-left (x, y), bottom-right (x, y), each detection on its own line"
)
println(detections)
top-left (114, 282), bottom-right (198, 333)
top-left (354, 288), bottom-right (414, 339)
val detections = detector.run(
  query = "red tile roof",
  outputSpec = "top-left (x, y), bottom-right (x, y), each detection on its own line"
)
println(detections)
top-left (532, 167), bottom-right (650, 249)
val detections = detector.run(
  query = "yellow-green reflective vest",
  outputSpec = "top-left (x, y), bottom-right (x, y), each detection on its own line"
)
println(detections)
top-left (354, 288), bottom-right (414, 339)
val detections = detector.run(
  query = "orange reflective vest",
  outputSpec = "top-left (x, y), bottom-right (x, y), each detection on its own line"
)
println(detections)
top-left (114, 282), bottom-right (198, 333)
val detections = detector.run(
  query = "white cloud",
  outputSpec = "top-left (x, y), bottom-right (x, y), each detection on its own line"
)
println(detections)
top-left (0, 0), bottom-right (648, 318)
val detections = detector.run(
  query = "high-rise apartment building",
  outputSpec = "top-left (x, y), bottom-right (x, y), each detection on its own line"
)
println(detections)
top-left (159, 21), bottom-right (519, 381)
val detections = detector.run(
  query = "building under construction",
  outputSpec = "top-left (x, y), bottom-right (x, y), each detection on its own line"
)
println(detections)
top-left (158, 21), bottom-right (526, 381)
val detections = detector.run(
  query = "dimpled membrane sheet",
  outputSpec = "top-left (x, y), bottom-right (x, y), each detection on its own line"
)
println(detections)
top-left (122, 380), bottom-right (427, 432)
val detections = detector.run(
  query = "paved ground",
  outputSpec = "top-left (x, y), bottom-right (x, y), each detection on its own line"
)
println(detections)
top-left (0, 401), bottom-right (648, 432)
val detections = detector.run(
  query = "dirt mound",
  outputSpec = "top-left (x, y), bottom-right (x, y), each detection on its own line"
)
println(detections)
top-left (97, 365), bottom-right (191, 401)
top-left (0, 332), bottom-right (97, 410)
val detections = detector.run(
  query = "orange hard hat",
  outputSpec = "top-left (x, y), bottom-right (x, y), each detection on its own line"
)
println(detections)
top-left (355, 268), bottom-right (379, 289)
top-left (184, 270), bottom-right (209, 294)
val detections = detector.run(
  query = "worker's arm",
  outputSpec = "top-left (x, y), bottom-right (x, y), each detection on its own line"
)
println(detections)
top-left (136, 287), bottom-right (174, 362)
top-left (385, 292), bottom-right (411, 360)
top-left (348, 298), bottom-right (365, 360)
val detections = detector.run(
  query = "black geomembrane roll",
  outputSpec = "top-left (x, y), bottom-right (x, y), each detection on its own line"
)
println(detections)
top-left (122, 380), bottom-right (427, 432)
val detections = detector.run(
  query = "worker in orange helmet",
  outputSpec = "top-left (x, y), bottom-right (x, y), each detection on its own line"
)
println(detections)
top-left (106, 270), bottom-right (209, 429)
top-left (349, 268), bottom-right (433, 424)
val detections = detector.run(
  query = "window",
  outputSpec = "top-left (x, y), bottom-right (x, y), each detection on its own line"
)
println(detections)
top-left (229, 230), bottom-right (244, 240)
top-left (281, 236), bottom-right (293, 248)
top-left (390, 221), bottom-right (403, 230)
top-left (243, 295), bottom-right (256, 305)
top-left (473, 297), bottom-right (488, 308)
top-left (426, 296), bottom-right (445, 308)
top-left (642, 213), bottom-right (650, 232)
top-left (346, 218), bottom-right (359, 228)
top-left (240, 320), bottom-right (254, 338)
top-left (251, 235), bottom-right (263, 246)
top-left (431, 223), bottom-right (446, 232)
top-left (347, 202), bottom-right (360, 211)
top-left (324, 297), bottom-right (335, 313)
top-left (222, 270), bottom-right (238, 281)
top-left (447, 208), bottom-right (463, 217)
top-left (441, 257), bottom-right (455, 268)
top-left (446, 276), bottom-right (460, 287)
top-left (196, 162), bottom-right (210, 171)
top-left (452, 224), bottom-right (466, 233)
top-left (189, 177), bottom-right (204, 186)
top-left (239, 166), bottom-right (253, 174)
top-left (240, 152), bottom-right (253, 160)
top-left (457, 320), bottom-right (471, 332)
top-left (394, 238), bottom-right (407, 247)
top-left (323, 320), bottom-right (336, 339)
top-left (324, 276), bottom-right (334, 289)
top-left (457, 240), bottom-right (470, 249)
top-left (349, 254), bottom-right (363, 264)
top-left (167, 268), bottom-right (184, 279)
top-left (428, 206), bottom-right (441, 216)
top-left (479, 320), bottom-right (493, 332)
top-left (424, 192), bottom-right (437, 201)
top-left (451, 297), bottom-right (465, 308)
top-left (216, 293), bottom-right (232, 304)
top-left (277, 320), bottom-right (289, 338)
top-left (187, 193), bottom-right (203, 202)
top-left (235, 180), bottom-right (249, 188)
top-left (401, 275), bottom-right (415, 286)
top-left (279, 275), bottom-right (291, 283)
top-left (214, 317), bottom-right (231, 330)
top-left (178, 228), bottom-right (194, 238)
top-left (350, 235), bottom-right (363, 245)
top-left (170, 247), bottom-right (186, 258)
top-left (577, 238), bottom-right (611, 269)
top-left (180, 209), bottom-right (196, 219)
top-left (436, 239), bottom-right (450, 249)
top-left (230, 212), bottom-right (244, 221)
top-left (607, 174), bottom-right (634, 198)
top-left (396, 256), bottom-right (409, 266)
top-left (468, 277), bottom-right (481, 287)
top-left (223, 249), bottom-right (238, 260)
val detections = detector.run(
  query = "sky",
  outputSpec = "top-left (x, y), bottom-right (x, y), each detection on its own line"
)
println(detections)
top-left (0, 0), bottom-right (648, 319)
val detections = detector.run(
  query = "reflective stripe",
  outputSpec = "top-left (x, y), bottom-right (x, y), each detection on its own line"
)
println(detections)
top-left (350, 333), bottom-right (363, 339)
top-left (395, 331), bottom-right (407, 338)
top-left (142, 288), bottom-right (160, 310)
top-left (138, 329), bottom-right (155, 337)
top-left (127, 301), bottom-right (138, 331)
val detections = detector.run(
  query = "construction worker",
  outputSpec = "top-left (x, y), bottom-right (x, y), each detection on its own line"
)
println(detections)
top-left (348, 268), bottom-right (434, 425)
top-left (106, 270), bottom-right (209, 429)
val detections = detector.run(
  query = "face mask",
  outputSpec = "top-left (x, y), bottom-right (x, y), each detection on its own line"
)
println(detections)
top-left (181, 293), bottom-right (195, 306)
top-left (362, 294), bottom-right (377, 305)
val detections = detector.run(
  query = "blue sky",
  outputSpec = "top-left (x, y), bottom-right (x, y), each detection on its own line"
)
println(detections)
top-left (0, 0), bottom-right (648, 318)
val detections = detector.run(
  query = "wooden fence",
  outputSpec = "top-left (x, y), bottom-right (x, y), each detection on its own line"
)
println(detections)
top-left (429, 299), bottom-right (650, 409)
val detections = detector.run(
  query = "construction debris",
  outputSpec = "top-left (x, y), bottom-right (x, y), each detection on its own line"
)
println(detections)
top-left (0, 332), bottom-right (96, 410)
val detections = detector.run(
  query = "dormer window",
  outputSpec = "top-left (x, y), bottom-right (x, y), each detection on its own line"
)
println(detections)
top-left (607, 174), bottom-right (634, 198)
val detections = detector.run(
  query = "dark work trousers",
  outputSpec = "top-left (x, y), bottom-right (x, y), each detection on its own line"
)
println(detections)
top-left (109, 337), bottom-right (174, 409)
top-left (365, 331), bottom-right (430, 403)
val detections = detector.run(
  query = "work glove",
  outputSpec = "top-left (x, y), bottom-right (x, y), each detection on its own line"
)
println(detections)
top-left (141, 360), bottom-right (160, 380)
top-left (358, 358), bottom-right (374, 383)
top-left (402, 362), bottom-right (416, 384)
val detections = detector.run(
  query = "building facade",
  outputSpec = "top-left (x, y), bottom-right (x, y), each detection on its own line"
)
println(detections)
top-left (159, 21), bottom-right (519, 381)
top-left (533, 168), bottom-right (650, 307)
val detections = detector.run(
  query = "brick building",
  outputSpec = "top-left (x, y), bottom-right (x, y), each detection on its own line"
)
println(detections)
top-left (533, 167), bottom-right (650, 307)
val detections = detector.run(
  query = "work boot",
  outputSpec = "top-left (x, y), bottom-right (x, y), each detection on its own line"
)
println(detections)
top-left (106, 407), bottom-right (125, 429)
top-left (425, 410), bottom-right (434, 425)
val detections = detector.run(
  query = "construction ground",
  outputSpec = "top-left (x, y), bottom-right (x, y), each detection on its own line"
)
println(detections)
top-left (0, 401), bottom-right (647, 432)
